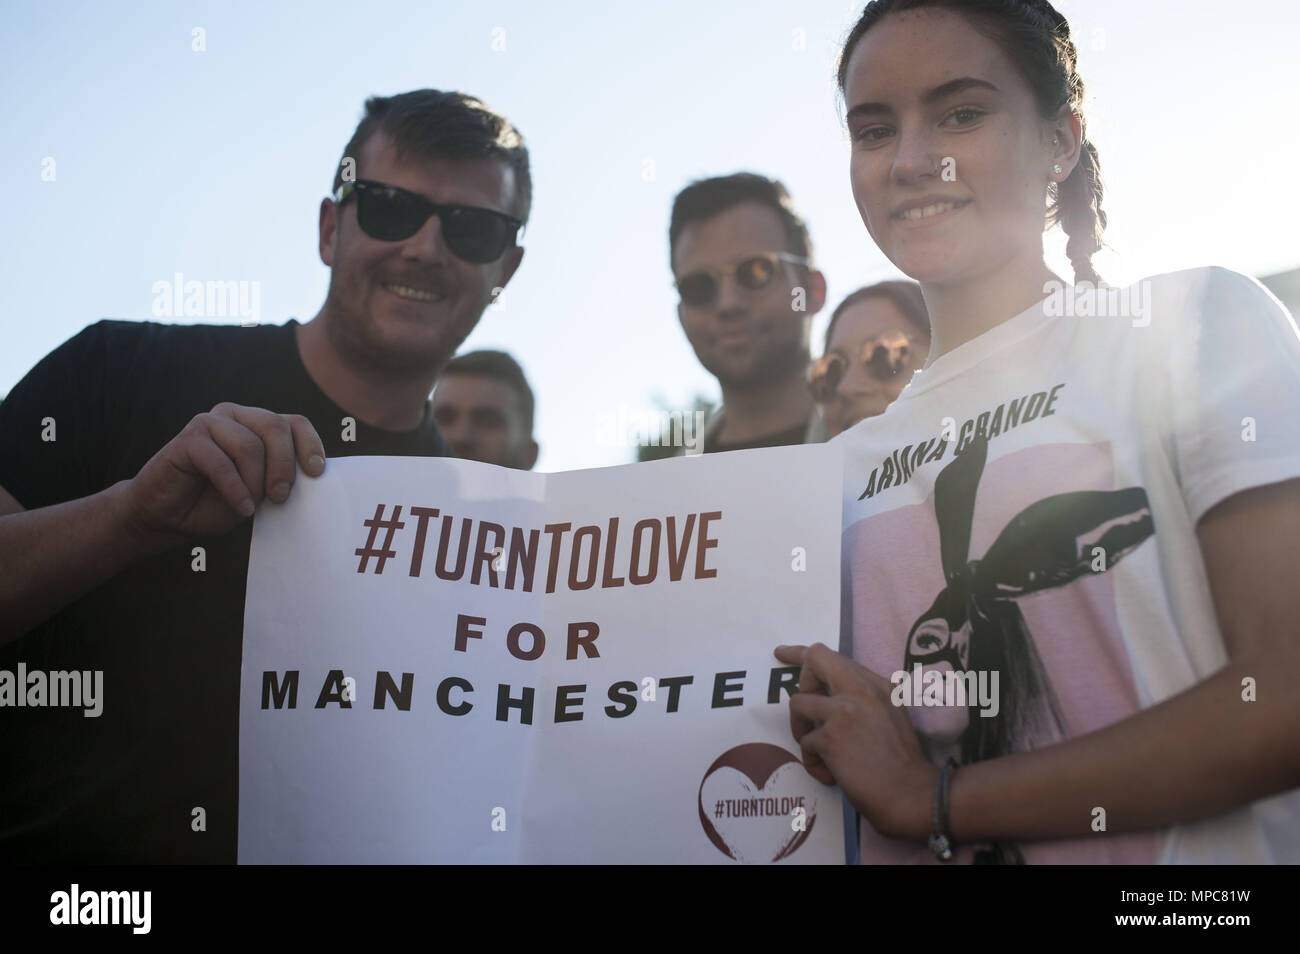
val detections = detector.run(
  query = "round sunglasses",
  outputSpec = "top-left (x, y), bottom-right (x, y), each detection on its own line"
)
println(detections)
top-left (674, 252), bottom-right (809, 308)
top-left (334, 179), bottom-right (523, 264)
top-left (808, 329), bottom-right (919, 403)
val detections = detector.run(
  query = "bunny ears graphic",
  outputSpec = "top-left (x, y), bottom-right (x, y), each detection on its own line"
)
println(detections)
top-left (931, 436), bottom-right (1154, 619)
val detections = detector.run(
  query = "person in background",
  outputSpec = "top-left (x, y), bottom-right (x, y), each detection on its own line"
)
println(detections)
top-left (669, 173), bottom-right (828, 454)
top-left (809, 279), bottom-right (931, 437)
top-left (433, 349), bottom-right (539, 470)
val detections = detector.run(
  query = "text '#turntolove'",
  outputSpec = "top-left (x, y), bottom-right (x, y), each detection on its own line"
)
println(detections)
top-left (353, 506), bottom-right (723, 593)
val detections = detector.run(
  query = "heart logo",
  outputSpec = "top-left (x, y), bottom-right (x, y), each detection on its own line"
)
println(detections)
top-left (697, 743), bottom-right (819, 863)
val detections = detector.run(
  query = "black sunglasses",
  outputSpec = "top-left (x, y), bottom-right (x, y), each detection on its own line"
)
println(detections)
top-left (674, 252), bottom-right (809, 308)
top-left (334, 179), bottom-right (523, 264)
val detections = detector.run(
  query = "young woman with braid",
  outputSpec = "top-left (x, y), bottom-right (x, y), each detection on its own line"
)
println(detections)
top-left (777, 0), bottom-right (1300, 863)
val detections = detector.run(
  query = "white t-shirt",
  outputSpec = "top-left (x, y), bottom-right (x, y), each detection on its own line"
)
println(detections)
top-left (835, 266), bottom-right (1300, 864)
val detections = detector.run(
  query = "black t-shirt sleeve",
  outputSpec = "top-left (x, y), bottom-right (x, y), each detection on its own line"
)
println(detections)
top-left (0, 321), bottom-right (124, 509)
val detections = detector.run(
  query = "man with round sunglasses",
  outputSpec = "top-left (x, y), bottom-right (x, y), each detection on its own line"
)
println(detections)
top-left (0, 89), bottom-right (529, 863)
top-left (668, 173), bottom-right (829, 455)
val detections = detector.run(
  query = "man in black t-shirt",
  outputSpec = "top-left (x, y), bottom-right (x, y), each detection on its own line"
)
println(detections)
top-left (667, 173), bottom-right (829, 455)
top-left (0, 89), bottom-right (530, 862)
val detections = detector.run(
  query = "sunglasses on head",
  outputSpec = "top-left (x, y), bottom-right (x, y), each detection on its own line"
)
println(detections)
top-left (808, 329), bottom-right (918, 403)
top-left (334, 179), bottom-right (523, 264)
top-left (674, 252), bottom-right (809, 308)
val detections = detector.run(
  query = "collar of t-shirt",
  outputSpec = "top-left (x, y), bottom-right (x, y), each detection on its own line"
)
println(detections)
top-left (281, 319), bottom-right (447, 455)
top-left (705, 416), bottom-right (810, 454)
top-left (894, 292), bottom-right (1056, 402)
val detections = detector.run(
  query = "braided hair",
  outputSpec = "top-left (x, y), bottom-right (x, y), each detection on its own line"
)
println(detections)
top-left (837, 0), bottom-right (1106, 284)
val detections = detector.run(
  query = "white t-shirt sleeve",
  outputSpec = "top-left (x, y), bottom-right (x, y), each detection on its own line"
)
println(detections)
top-left (1166, 266), bottom-right (1300, 526)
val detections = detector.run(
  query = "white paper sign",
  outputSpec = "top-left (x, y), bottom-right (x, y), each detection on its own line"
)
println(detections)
top-left (238, 443), bottom-right (845, 863)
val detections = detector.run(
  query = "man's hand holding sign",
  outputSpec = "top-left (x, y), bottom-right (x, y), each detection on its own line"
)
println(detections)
top-left (0, 402), bottom-right (326, 646)
top-left (123, 403), bottom-right (326, 541)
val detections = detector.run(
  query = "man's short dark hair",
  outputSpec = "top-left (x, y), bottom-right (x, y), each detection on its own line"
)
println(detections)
top-left (440, 349), bottom-right (535, 434)
top-left (668, 172), bottom-right (813, 271)
top-left (333, 89), bottom-right (532, 224)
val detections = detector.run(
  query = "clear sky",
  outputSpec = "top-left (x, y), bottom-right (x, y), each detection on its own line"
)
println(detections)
top-left (3, 0), bottom-right (1297, 472)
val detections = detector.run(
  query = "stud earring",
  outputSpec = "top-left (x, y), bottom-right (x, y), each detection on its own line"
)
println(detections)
top-left (1053, 163), bottom-right (1063, 176)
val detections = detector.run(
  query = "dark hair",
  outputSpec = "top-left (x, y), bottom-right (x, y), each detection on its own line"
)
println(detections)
top-left (824, 279), bottom-right (929, 353)
top-left (668, 172), bottom-right (814, 271)
top-left (333, 89), bottom-right (532, 225)
top-left (440, 349), bottom-right (535, 434)
top-left (837, 0), bottom-right (1105, 284)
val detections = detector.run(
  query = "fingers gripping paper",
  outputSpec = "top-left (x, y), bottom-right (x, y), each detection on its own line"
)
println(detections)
top-left (238, 445), bottom-right (845, 863)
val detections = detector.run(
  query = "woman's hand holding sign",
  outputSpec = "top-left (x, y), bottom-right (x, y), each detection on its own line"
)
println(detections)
top-left (773, 642), bottom-right (938, 842)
